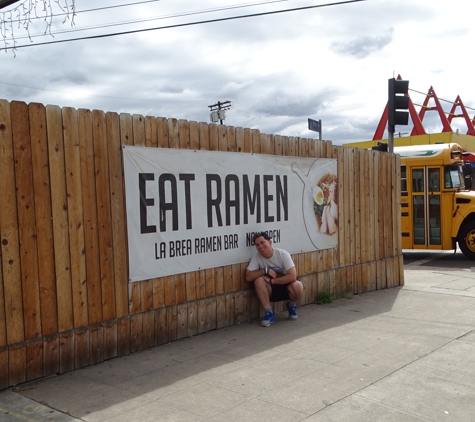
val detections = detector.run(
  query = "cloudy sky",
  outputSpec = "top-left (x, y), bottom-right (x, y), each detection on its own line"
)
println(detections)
top-left (1, 0), bottom-right (474, 145)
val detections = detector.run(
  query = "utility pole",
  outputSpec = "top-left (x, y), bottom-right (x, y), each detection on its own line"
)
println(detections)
top-left (208, 101), bottom-right (232, 124)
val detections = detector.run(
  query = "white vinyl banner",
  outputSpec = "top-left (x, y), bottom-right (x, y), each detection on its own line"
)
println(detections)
top-left (123, 147), bottom-right (338, 282)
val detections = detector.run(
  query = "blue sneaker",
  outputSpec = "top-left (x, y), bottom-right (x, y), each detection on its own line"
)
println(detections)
top-left (260, 311), bottom-right (276, 327)
top-left (286, 301), bottom-right (298, 320)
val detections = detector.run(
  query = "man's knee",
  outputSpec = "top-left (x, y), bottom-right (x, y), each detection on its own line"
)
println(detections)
top-left (255, 277), bottom-right (271, 292)
top-left (288, 280), bottom-right (304, 300)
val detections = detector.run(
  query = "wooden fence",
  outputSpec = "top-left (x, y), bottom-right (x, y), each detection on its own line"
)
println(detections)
top-left (0, 99), bottom-right (403, 389)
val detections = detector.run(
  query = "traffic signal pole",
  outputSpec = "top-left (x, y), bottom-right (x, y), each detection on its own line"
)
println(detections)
top-left (388, 124), bottom-right (395, 153)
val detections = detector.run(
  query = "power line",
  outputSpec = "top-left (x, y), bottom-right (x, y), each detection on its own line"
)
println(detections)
top-left (1, 0), bottom-right (366, 51)
top-left (10, 0), bottom-right (291, 41)
top-left (5, 0), bottom-right (162, 22)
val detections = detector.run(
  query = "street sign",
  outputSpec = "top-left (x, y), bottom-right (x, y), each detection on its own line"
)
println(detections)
top-left (308, 118), bottom-right (321, 132)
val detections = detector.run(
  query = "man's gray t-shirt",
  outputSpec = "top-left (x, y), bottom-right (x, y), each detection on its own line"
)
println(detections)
top-left (247, 247), bottom-right (295, 276)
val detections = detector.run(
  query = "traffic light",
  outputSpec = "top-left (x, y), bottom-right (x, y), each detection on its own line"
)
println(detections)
top-left (388, 78), bottom-right (409, 127)
top-left (372, 142), bottom-right (388, 152)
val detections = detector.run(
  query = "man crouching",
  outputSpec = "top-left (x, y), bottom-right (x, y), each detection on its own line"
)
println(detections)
top-left (245, 231), bottom-right (304, 327)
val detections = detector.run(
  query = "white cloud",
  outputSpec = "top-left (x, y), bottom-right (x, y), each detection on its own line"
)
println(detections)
top-left (1, 0), bottom-right (475, 145)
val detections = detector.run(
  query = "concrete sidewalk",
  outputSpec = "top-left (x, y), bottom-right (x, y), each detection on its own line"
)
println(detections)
top-left (2, 255), bottom-right (475, 421)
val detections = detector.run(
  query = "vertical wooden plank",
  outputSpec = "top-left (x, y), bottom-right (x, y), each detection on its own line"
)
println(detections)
top-left (371, 151), bottom-right (378, 262)
top-left (190, 121), bottom-right (200, 150)
top-left (154, 308), bottom-right (168, 346)
top-left (153, 278), bottom-right (165, 309)
top-left (282, 135), bottom-right (290, 157)
top-left (143, 311), bottom-right (155, 349)
top-left (74, 329), bottom-right (90, 369)
top-left (218, 124), bottom-right (227, 151)
top-left (117, 318), bottom-right (131, 357)
top-left (398, 254), bottom-right (405, 286)
top-left (199, 122), bottom-right (209, 150)
top-left (259, 133), bottom-right (268, 154)
top-left (145, 116), bottom-right (158, 148)
top-left (224, 265), bottom-right (233, 293)
top-left (121, 113), bottom-right (141, 315)
top-left (274, 134), bottom-right (283, 156)
top-left (178, 119), bottom-right (190, 150)
top-left (157, 117), bottom-right (169, 148)
top-left (379, 153), bottom-right (388, 259)
top-left (47, 104), bottom-right (74, 333)
top-left (187, 302), bottom-right (198, 337)
top-left (395, 155), bottom-right (403, 257)
top-left (374, 152), bottom-right (382, 260)
top-left (11, 101), bottom-right (42, 340)
top-left (308, 136), bottom-right (315, 158)
top-left (227, 126), bottom-right (236, 152)
top-left (90, 326), bottom-right (104, 365)
top-left (9, 346), bottom-right (26, 386)
top-left (232, 264), bottom-right (241, 292)
top-left (209, 124), bottom-right (218, 151)
top-left (206, 298), bottom-right (217, 331)
top-left (225, 293), bottom-right (235, 327)
top-left (132, 113), bottom-right (152, 314)
top-left (164, 275), bottom-right (176, 306)
top-left (0, 349), bottom-right (8, 390)
top-left (341, 146), bottom-right (350, 267)
top-left (43, 336), bottom-right (59, 377)
top-left (346, 148), bottom-right (355, 265)
top-left (197, 299), bottom-right (207, 334)
top-left (243, 128), bottom-right (252, 153)
top-left (167, 305), bottom-right (177, 342)
top-left (177, 304), bottom-right (188, 339)
top-left (130, 314), bottom-right (143, 353)
top-left (63, 107), bottom-right (88, 329)
top-left (214, 267), bottom-right (224, 295)
top-left (216, 295), bottom-right (226, 329)
top-left (205, 268), bottom-right (215, 297)
top-left (251, 129), bottom-right (260, 154)
top-left (144, 116), bottom-right (159, 342)
top-left (0, 254), bottom-right (5, 349)
top-left (104, 321), bottom-right (118, 361)
top-left (234, 291), bottom-right (245, 324)
top-left (107, 112), bottom-right (129, 319)
top-left (196, 270), bottom-right (206, 299)
top-left (236, 127), bottom-right (244, 153)
top-left (175, 273), bottom-right (186, 304)
top-left (79, 109), bottom-right (103, 326)
top-left (185, 272), bottom-right (197, 302)
top-left (29, 103), bottom-right (58, 337)
top-left (168, 118), bottom-right (179, 148)
top-left (26, 340), bottom-right (44, 381)
top-left (59, 333), bottom-right (75, 374)
top-left (94, 110), bottom-right (117, 322)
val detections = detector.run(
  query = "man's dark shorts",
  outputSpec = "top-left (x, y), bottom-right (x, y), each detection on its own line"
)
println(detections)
top-left (270, 283), bottom-right (290, 302)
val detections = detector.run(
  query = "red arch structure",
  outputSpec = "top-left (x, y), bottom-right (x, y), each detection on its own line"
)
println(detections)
top-left (373, 75), bottom-right (475, 140)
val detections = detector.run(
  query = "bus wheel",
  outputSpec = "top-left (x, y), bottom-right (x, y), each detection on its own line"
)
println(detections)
top-left (458, 221), bottom-right (475, 259)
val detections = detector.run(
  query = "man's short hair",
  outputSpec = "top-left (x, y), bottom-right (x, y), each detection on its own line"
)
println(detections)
top-left (253, 231), bottom-right (270, 243)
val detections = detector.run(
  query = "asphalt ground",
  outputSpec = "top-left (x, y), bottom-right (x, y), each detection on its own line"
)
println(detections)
top-left (1, 250), bottom-right (475, 422)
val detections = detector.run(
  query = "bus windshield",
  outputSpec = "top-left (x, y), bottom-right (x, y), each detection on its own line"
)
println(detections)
top-left (444, 165), bottom-right (464, 189)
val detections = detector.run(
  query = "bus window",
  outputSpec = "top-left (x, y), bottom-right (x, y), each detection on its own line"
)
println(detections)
top-left (428, 168), bottom-right (440, 192)
top-left (401, 165), bottom-right (407, 193)
top-left (412, 169), bottom-right (424, 192)
top-left (444, 165), bottom-right (463, 188)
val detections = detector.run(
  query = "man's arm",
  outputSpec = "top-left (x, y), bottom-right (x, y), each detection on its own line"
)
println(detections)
top-left (245, 266), bottom-right (297, 284)
top-left (245, 268), bottom-right (266, 283)
top-left (271, 266), bottom-right (297, 285)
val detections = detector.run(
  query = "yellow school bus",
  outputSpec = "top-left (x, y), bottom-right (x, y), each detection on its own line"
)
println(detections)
top-left (397, 143), bottom-right (475, 258)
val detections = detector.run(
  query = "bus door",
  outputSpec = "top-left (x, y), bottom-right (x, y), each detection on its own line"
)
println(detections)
top-left (411, 166), bottom-right (442, 248)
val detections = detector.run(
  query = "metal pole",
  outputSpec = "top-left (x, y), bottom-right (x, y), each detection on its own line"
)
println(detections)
top-left (388, 125), bottom-right (395, 153)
